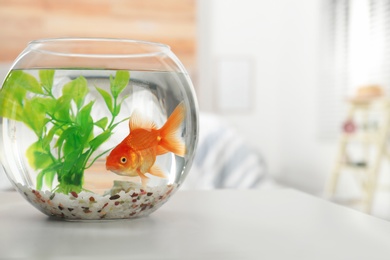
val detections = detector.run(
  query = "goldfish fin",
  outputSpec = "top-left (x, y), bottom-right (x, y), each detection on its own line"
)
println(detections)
top-left (156, 146), bottom-right (169, 155)
top-left (137, 170), bottom-right (149, 188)
top-left (149, 165), bottom-right (166, 179)
top-left (159, 102), bottom-right (186, 157)
top-left (129, 110), bottom-right (157, 131)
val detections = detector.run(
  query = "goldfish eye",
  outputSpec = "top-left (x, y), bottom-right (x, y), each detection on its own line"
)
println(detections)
top-left (120, 157), bottom-right (127, 164)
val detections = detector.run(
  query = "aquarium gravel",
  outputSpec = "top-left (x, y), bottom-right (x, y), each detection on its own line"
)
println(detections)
top-left (17, 183), bottom-right (177, 220)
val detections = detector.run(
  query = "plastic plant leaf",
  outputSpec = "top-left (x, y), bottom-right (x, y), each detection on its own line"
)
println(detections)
top-left (61, 148), bottom-right (83, 176)
top-left (62, 76), bottom-right (88, 109)
top-left (53, 95), bottom-right (72, 123)
top-left (113, 102), bottom-right (121, 117)
top-left (63, 129), bottom-right (83, 157)
top-left (55, 126), bottom-right (79, 149)
top-left (74, 151), bottom-right (90, 172)
top-left (76, 101), bottom-right (94, 126)
top-left (23, 99), bottom-right (49, 137)
top-left (0, 96), bottom-right (24, 121)
top-left (96, 87), bottom-right (113, 113)
top-left (7, 70), bottom-right (44, 95)
top-left (110, 71), bottom-right (129, 98)
top-left (39, 70), bottom-right (55, 94)
top-left (43, 169), bottom-right (57, 189)
top-left (26, 140), bottom-right (53, 171)
top-left (89, 130), bottom-right (112, 150)
top-left (0, 78), bottom-right (26, 106)
top-left (42, 125), bottom-right (62, 150)
top-left (75, 102), bottom-right (94, 147)
top-left (0, 74), bottom-right (27, 120)
top-left (95, 117), bottom-right (108, 130)
top-left (31, 97), bottom-right (56, 114)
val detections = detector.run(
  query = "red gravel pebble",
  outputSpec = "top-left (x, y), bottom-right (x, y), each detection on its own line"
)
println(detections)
top-left (109, 194), bottom-right (120, 200)
top-left (70, 191), bottom-right (78, 198)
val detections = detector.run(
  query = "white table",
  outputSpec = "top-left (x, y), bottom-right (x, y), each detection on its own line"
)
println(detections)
top-left (1, 188), bottom-right (390, 259)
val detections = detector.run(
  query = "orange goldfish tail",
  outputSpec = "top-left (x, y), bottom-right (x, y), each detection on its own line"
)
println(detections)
top-left (158, 102), bottom-right (186, 157)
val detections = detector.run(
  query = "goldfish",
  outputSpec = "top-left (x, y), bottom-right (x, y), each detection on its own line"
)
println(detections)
top-left (106, 103), bottom-right (186, 187)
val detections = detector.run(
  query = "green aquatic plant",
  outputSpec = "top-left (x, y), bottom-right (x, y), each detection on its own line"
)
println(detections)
top-left (0, 70), bottom-right (130, 194)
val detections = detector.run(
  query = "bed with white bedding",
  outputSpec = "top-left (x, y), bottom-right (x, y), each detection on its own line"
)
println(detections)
top-left (180, 113), bottom-right (267, 189)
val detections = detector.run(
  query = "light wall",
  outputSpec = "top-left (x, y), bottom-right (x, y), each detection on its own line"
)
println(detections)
top-left (197, 0), bottom-right (334, 195)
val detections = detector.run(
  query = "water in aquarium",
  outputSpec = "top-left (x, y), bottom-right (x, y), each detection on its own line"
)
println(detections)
top-left (0, 69), bottom-right (198, 219)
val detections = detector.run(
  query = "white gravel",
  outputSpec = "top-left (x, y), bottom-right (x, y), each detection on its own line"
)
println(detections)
top-left (16, 182), bottom-right (177, 220)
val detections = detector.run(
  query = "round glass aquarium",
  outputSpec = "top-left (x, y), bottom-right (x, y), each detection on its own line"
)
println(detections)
top-left (0, 38), bottom-right (198, 220)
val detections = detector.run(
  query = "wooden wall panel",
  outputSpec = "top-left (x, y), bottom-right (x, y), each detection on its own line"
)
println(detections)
top-left (0, 0), bottom-right (196, 70)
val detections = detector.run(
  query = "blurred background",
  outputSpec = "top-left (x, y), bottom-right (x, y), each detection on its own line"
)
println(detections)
top-left (1, 0), bottom-right (390, 220)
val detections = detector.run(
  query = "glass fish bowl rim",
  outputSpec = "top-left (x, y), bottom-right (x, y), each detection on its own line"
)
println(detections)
top-left (27, 37), bottom-right (172, 58)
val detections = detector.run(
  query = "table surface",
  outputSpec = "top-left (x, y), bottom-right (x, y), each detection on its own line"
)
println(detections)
top-left (1, 188), bottom-right (390, 259)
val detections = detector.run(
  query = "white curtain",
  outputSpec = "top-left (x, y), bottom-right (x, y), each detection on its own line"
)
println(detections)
top-left (319, 0), bottom-right (390, 139)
